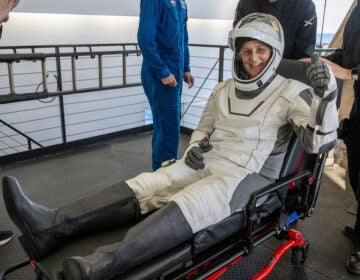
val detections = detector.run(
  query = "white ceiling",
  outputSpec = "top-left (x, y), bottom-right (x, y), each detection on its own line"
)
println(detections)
top-left (13, 0), bottom-right (239, 20)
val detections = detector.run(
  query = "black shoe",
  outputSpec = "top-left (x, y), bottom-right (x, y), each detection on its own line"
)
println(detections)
top-left (0, 230), bottom-right (13, 246)
top-left (343, 226), bottom-right (354, 240)
top-left (347, 251), bottom-right (360, 275)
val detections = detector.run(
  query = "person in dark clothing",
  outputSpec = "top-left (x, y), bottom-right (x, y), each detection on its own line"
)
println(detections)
top-left (322, 1), bottom-right (360, 275)
top-left (301, 0), bottom-right (360, 275)
top-left (0, 0), bottom-right (20, 247)
top-left (233, 0), bottom-right (317, 59)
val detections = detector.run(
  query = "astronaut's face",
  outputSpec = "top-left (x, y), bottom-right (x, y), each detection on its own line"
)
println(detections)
top-left (239, 40), bottom-right (271, 79)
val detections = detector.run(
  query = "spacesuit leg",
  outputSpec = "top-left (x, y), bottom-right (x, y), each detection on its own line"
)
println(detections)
top-left (171, 166), bottom-right (272, 233)
top-left (61, 161), bottom-right (265, 279)
top-left (2, 176), bottom-right (140, 260)
top-left (62, 201), bottom-right (192, 280)
top-left (126, 159), bottom-right (207, 214)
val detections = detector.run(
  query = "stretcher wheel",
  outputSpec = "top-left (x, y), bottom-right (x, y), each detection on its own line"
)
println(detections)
top-left (291, 241), bottom-right (309, 268)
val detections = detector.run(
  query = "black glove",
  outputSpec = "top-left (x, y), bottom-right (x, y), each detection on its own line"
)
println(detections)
top-left (185, 146), bottom-right (205, 170)
top-left (198, 137), bottom-right (212, 152)
top-left (185, 137), bottom-right (212, 170)
top-left (306, 60), bottom-right (330, 98)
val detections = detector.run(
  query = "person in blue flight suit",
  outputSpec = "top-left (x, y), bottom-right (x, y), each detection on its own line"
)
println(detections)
top-left (137, 0), bottom-right (195, 171)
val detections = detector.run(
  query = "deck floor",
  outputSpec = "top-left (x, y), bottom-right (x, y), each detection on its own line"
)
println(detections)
top-left (0, 132), bottom-right (358, 280)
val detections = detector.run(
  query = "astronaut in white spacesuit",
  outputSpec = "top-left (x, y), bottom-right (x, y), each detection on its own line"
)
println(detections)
top-left (2, 13), bottom-right (338, 280)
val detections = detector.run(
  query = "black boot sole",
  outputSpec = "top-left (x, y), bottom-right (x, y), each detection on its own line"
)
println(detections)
top-left (2, 178), bottom-right (44, 260)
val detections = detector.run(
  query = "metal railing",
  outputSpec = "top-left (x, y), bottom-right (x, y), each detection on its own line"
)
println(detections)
top-left (0, 43), bottom-right (142, 103)
top-left (0, 43), bottom-right (230, 164)
top-left (0, 43), bottom-right (336, 164)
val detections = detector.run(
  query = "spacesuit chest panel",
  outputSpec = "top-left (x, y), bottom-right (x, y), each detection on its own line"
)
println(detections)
top-left (208, 76), bottom-right (291, 167)
top-left (227, 76), bottom-right (286, 117)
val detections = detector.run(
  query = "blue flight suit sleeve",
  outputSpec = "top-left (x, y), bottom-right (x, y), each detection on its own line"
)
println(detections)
top-left (184, 14), bottom-right (190, 73)
top-left (137, 0), bottom-right (171, 80)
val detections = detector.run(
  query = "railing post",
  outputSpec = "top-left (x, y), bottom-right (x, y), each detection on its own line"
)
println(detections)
top-left (7, 63), bottom-right (15, 95)
top-left (71, 56), bottom-right (77, 91)
top-left (55, 47), bottom-right (67, 144)
top-left (27, 138), bottom-right (32, 150)
top-left (98, 54), bottom-right (103, 88)
top-left (218, 46), bottom-right (225, 82)
top-left (41, 59), bottom-right (48, 93)
top-left (122, 53), bottom-right (127, 85)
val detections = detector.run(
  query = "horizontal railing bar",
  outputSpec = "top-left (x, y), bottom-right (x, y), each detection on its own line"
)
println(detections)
top-left (0, 50), bottom-right (141, 63)
top-left (0, 82), bottom-right (142, 104)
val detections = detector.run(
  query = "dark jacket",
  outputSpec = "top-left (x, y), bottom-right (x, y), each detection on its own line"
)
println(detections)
top-left (233, 0), bottom-right (317, 59)
top-left (327, 2), bottom-right (360, 71)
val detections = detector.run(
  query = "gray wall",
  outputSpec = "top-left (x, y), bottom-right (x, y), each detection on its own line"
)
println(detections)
top-left (14, 0), bottom-right (238, 20)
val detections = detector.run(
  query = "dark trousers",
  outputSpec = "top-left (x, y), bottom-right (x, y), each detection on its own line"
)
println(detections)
top-left (344, 85), bottom-right (360, 245)
top-left (141, 66), bottom-right (182, 171)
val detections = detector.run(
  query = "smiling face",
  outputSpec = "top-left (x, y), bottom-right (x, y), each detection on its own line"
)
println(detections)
top-left (239, 40), bottom-right (272, 79)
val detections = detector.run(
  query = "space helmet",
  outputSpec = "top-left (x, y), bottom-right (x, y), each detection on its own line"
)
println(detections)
top-left (228, 13), bottom-right (284, 93)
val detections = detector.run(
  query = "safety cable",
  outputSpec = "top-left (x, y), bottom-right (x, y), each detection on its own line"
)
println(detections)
top-left (181, 58), bottom-right (219, 119)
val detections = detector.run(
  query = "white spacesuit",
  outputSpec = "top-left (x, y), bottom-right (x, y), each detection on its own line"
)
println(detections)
top-left (127, 13), bottom-right (338, 233)
top-left (3, 13), bottom-right (339, 280)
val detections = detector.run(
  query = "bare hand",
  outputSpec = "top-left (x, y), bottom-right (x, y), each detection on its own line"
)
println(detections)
top-left (0, 0), bottom-right (19, 22)
top-left (161, 74), bottom-right (178, 87)
top-left (183, 72), bottom-right (194, 89)
top-left (299, 57), bottom-right (352, 80)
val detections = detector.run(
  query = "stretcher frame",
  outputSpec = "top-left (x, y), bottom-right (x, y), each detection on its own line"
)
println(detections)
top-left (0, 132), bottom-right (327, 280)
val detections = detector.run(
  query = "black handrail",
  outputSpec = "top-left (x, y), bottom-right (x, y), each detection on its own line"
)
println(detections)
top-left (0, 119), bottom-right (43, 150)
top-left (0, 48), bottom-right (143, 104)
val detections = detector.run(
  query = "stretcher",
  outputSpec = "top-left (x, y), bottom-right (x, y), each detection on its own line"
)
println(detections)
top-left (1, 59), bottom-right (330, 280)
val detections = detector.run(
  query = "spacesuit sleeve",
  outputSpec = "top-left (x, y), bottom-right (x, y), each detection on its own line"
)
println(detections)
top-left (184, 14), bottom-right (190, 73)
top-left (137, 0), bottom-right (171, 80)
top-left (288, 74), bottom-right (338, 154)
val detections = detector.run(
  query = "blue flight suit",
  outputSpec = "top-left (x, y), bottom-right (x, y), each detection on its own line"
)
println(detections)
top-left (137, 0), bottom-right (190, 170)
